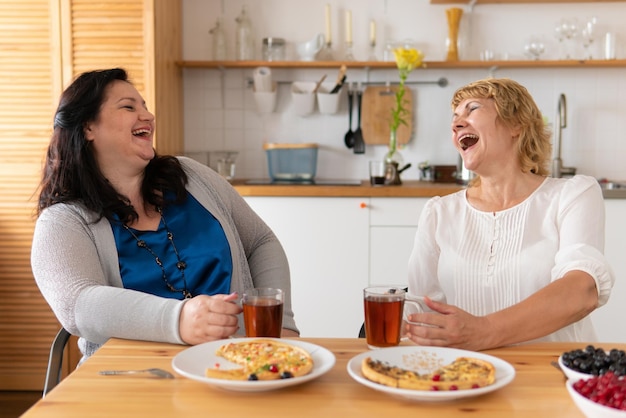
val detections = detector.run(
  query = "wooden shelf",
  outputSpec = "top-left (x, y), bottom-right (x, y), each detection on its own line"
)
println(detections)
top-left (430, 0), bottom-right (624, 4)
top-left (178, 60), bottom-right (393, 69)
top-left (177, 59), bottom-right (626, 70)
top-left (426, 59), bottom-right (626, 68)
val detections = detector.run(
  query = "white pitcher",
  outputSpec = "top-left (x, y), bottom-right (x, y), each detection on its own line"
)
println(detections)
top-left (296, 33), bottom-right (325, 61)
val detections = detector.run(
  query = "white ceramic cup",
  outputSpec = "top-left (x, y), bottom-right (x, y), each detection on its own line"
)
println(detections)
top-left (316, 82), bottom-right (341, 114)
top-left (291, 81), bottom-right (317, 116)
top-left (253, 81), bottom-right (277, 114)
top-left (604, 32), bottom-right (617, 60)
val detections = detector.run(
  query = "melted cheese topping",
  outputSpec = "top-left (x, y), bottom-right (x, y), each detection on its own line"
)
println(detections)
top-left (206, 339), bottom-right (314, 381)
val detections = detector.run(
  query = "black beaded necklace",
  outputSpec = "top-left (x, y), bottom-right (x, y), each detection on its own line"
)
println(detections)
top-left (122, 207), bottom-right (192, 299)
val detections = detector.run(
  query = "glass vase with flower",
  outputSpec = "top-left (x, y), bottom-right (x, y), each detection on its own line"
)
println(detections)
top-left (386, 44), bottom-right (423, 184)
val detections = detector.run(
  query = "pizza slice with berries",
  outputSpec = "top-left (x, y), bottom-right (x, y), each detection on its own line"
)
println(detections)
top-left (205, 339), bottom-right (314, 381)
top-left (362, 356), bottom-right (496, 391)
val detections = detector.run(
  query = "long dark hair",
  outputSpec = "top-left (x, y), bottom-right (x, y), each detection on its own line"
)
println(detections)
top-left (37, 68), bottom-right (187, 223)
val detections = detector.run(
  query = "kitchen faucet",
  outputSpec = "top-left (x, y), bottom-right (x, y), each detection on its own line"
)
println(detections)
top-left (551, 93), bottom-right (576, 178)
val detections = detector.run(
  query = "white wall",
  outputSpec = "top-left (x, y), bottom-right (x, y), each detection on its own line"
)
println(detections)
top-left (181, 0), bottom-right (626, 182)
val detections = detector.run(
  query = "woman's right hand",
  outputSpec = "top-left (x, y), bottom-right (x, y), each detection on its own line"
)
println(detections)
top-left (178, 292), bottom-right (242, 345)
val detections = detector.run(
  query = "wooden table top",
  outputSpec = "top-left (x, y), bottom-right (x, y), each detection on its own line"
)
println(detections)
top-left (21, 338), bottom-right (618, 418)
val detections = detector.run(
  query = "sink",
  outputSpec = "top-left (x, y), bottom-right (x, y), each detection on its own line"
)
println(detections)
top-left (245, 179), bottom-right (362, 186)
top-left (599, 181), bottom-right (626, 199)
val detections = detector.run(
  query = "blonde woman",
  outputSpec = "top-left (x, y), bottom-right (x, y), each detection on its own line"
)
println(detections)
top-left (405, 78), bottom-right (613, 350)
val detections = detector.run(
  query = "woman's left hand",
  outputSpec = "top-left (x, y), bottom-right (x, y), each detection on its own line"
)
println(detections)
top-left (179, 292), bottom-right (243, 345)
top-left (403, 297), bottom-right (492, 351)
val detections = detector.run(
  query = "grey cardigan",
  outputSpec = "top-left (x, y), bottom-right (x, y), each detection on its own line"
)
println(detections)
top-left (31, 157), bottom-right (297, 359)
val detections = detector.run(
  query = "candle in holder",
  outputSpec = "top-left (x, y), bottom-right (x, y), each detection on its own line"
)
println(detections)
top-left (368, 19), bottom-right (377, 60)
top-left (345, 10), bottom-right (352, 44)
top-left (325, 4), bottom-right (332, 44)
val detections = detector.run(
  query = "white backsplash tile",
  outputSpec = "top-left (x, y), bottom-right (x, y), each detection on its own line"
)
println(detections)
top-left (182, 0), bottom-right (626, 181)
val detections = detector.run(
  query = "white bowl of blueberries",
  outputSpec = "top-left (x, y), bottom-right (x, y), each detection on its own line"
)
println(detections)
top-left (560, 345), bottom-right (626, 417)
top-left (559, 345), bottom-right (626, 381)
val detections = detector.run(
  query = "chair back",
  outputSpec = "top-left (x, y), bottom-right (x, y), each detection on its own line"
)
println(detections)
top-left (43, 328), bottom-right (71, 396)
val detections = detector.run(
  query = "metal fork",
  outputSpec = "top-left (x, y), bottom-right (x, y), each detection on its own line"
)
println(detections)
top-left (99, 368), bottom-right (174, 379)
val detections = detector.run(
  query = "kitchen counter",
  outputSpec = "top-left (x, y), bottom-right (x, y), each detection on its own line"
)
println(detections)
top-left (232, 180), bottom-right (464, 197)
top-left (599, 181), bottom-right (626, 199)
top-left (233, 179), bottom-right (626, 199)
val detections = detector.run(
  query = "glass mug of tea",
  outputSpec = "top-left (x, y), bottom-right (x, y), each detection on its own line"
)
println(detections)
top-left (241, 287), bottom-right (284, 337)
top-left (363, 286), bottom-right (425, 349)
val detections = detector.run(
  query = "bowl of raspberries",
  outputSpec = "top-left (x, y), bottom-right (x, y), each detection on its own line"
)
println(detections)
top-left (560, 345), bottom-right (626, 416)
top-left (567, 372), bottom-right (626, 417)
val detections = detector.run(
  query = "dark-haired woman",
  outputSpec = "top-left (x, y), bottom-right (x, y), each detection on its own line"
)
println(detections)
top-left (31, 68), bottom-right (299, 361)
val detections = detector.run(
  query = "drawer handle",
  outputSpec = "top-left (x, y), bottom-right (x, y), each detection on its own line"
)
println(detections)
top-left (360, 202), bottom-right (367, 209)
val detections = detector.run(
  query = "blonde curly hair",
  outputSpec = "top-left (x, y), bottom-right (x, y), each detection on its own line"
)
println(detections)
top-left (451, 78), bottom-right (552, 178)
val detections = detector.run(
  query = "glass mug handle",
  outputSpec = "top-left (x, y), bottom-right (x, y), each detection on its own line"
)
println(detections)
top-left (401, 297), bottom-right (432, 340)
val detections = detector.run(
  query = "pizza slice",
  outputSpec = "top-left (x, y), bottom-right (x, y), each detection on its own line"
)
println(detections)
top-left (362, 356), bottom-right (496, 391)
top-left (205, 339), bottom-right (314, 381)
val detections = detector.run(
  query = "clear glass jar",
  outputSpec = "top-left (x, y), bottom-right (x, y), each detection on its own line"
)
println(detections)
top-left (262, 37), bottom-right (286, 61)
top-left (235, 6), bottom-right (254, 60)
top-left (209, 17), bottom-right (227, 60)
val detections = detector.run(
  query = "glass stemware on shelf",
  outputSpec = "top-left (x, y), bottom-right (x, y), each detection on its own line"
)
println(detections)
top-left (524, 35), bottom-right (545, 60)
top-left (580, 17), bottom-right (597, 60)
top-left (555, 18), bottom-right (578, 59)
top-left (344, 41), bottom-right (355, 61)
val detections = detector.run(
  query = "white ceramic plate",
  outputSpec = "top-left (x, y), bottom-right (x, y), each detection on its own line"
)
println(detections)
top-left (171, 338), bottom-right (335, 392)
top-left (347, 346), bottom-right (516, 402)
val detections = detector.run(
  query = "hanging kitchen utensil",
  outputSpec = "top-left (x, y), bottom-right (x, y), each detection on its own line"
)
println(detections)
top-left (313, 74), bottom-right (327, 93)
top-left (330, 65), bottom-right (347, 93)
top-left (361, 86), bottom-right (413, 145)
top-left (352, 88), bottom-right (365, 154)
top-left (344, 85), bottom-right (355, 149)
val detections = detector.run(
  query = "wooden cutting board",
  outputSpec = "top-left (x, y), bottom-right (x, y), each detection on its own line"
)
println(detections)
top-left (361, 86), bottom-right (413, 145)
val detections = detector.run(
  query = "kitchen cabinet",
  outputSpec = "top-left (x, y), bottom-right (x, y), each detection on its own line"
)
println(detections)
top-left (590, 200), bottom-right (626, 343)
top-left (0, 0), bottom-right (182, 391)
top-left (369, 198), bottom-right (427, 287)
top-left (177, 59), bottom-right (626, 70)
top-left (244, 196), bottom-right (427, 337)
top-left (244, 197), bottom-right (369, 338)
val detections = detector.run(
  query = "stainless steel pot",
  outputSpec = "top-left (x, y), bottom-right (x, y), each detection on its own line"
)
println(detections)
top-left (456, 156), bottom-right (476, 185)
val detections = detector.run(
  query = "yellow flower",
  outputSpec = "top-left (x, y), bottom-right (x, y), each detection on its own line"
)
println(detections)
top-left (388, 47), bottom-right (423, 159)
top-left (393, 48), bottom-right (422, 72)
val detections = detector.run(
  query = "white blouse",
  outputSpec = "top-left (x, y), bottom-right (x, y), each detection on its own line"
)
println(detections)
top-left (407, 174), bottom-right (614, 342)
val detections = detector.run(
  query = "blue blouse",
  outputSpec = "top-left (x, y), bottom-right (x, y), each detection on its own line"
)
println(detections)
top-left (111, 193), bottom-right (233, 299)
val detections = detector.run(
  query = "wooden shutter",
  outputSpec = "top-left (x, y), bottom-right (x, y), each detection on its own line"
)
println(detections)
top-left (67, 0), bottom-right (149, 94)
top-left (0, 0), bottom-right (180, 390)
top-left (0, 0), bottom-right (64, 390)
top-left (65, 0), bottom-right (182, 154)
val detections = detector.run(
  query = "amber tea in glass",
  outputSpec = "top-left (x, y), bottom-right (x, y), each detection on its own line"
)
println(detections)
top-left (363, 287), bottom-right (405, 349)
top-left (242, 288), bottom-right (284, 337)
